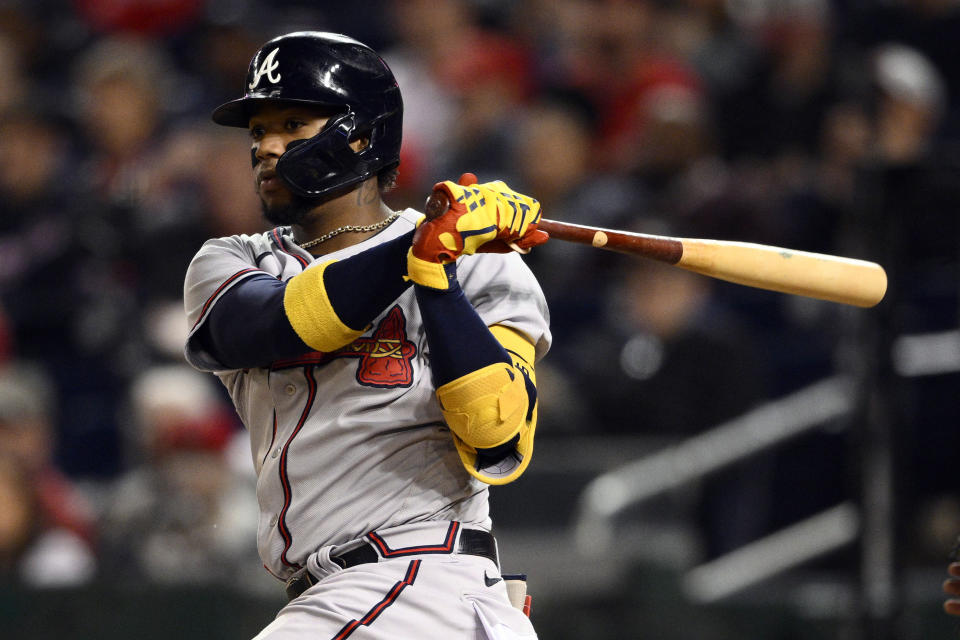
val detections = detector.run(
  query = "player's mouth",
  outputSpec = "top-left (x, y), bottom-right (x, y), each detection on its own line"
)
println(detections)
top-left (258, 168), bottom-right (283, 193)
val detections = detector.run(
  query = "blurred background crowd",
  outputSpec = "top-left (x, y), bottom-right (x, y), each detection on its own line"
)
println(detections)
top-left (0, 0), bottom-right (958, 637)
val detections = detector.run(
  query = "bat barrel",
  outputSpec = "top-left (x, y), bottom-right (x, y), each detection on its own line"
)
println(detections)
top-left (677, 239), bottom-right (888, 308)
top-left (534, 220), bottom-right (887, 308)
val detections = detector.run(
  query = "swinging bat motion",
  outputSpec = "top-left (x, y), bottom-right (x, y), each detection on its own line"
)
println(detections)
top-left (425, 191), bottom-right (887, 308)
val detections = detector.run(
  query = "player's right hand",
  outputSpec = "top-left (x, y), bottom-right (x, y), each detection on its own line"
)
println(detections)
top-left (406, 174), bottom-right (548, 289)
top-left (429, 173), bottom-right (548, 257)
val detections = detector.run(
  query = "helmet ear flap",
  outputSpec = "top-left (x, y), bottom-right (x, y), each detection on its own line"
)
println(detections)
top-left (276, 111), bottom-right (372, 198)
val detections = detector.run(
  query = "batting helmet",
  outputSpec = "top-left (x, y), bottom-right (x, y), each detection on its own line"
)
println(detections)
top-left (212, 31), bottom-right (403, 200)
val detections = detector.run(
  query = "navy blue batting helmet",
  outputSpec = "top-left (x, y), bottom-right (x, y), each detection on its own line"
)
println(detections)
top-left (212, 31), bottom-right (403, 199)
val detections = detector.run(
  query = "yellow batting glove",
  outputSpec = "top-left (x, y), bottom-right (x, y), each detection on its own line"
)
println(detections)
top-left (407, 174), bottom-right (549, 290)
top-left (434, 177), bottom-right (546, 254)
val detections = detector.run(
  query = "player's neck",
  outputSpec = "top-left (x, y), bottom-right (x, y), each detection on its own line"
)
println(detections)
top-left (294, 179), bottom-right (395, 256)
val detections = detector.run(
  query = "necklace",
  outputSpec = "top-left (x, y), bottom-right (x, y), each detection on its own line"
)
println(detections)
top-left (297, 213), bottom-right (400, 250)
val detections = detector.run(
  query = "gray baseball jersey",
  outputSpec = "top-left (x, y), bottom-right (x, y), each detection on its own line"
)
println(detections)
top-left (183, 208), bottom-right (550, 582)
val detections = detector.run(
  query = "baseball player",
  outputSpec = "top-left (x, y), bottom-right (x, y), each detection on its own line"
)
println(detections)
top-left (182, 32), bottom-right (550, 639)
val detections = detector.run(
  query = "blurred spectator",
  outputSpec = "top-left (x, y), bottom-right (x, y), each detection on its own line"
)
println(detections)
top-left (67, 35), bottom-right (179, 365)
top-left (99, 364), bottom-right (263, 590)
top-left (727, 0), bottom-right (838, 160)
top-left (0, 33), bottom-right (27, 114)
top-left (847, 0), bottom-right (960, 138)
top-left (0, 361), bottom-right (97, 587)
top-left (850, 44), bottom-right (960, 565)
top-left (72, 0), bottom-right (204, 38)
top-left (563, 237), bottom-right (771, 555)
top-left (570, 231), bottom-right (765, 437)
top-left (0, 103), bottom-right (124, 477)
top-left (513, 94), bottom-right (645, 346)
top-left (0, 109), bottom-right (85, 361)
top-left (871, 43), bottom-right (947, 166)
top-left (381, 0), bottom-right (473, 200)
top-left (384, 0), bottom-right (536, 199)
top-left (435, 34), bottom-right (535, 182)
top-left (523, 0), bottom-right (703, 174)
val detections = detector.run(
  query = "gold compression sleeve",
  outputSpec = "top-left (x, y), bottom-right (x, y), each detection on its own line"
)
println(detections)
top-left (283, 260), bottom-right (365, 352)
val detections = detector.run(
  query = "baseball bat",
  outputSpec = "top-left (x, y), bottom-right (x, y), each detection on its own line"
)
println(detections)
top-left (425, 191), bottom-right (887, 308)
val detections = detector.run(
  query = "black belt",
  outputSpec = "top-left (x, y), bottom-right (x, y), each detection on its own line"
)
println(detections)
top-left (285, 528), bottom-right (498, 601)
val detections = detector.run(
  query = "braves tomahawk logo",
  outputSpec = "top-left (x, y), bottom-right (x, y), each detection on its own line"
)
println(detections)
top-left (343, 306), bottom-right (416, 387)
top-left (249, 48), bottom-right (282, 90)
top-left (271, 306), bottom-right (416, 388)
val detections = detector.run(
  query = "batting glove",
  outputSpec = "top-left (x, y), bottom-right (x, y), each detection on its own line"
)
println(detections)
top-left (406, 174), bottom-right (549, 289)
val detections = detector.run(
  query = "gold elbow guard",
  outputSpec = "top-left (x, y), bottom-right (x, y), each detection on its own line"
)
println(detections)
top-left (437, 363), bottom-right (528, 449)
top-left (283, 261), bottom-right (364, 352)
top-left (437, 362), bottom-right (536, 485)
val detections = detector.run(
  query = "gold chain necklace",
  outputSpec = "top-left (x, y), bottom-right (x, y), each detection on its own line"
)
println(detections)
top-left (297, 213), bottom-right (400, 250)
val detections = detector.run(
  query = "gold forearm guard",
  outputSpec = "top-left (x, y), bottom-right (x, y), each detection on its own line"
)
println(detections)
top-left (283, 261), bottom-right (364, 352)
top-left (436, 363), bottom-right (529, 450)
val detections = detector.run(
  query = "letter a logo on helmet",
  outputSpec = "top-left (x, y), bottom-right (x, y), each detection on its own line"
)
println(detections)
top-left (249, 48), bottom-right (281, 90)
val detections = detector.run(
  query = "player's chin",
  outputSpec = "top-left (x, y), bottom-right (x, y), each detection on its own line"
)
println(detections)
top-left (261, 194), bottom-right (314, 226)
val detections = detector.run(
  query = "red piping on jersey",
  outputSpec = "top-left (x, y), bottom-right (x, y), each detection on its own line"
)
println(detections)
top-left (191, 267), bottom-right (261, 329)
top-left (276, 365), bottom-right (317, 569)
top-left (271, 351), bottom-right (335, 369)
top-left (272, 228), bottom-right (309, 269)
top-left (367, 521), bottom-right (460, 558)
top-left (331, 560), bottom-right (421, 640)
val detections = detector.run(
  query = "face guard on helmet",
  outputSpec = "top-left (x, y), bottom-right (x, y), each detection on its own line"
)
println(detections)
top-left (212, 31), bottom-right (403, 200)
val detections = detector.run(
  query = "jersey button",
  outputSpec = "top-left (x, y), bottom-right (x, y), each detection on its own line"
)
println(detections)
top-left (270, 515), bottom-right (278, 527)
top-left (285, 384), bottom-right (296, 395)
top-left (272, 447), bottom-right (281, 458)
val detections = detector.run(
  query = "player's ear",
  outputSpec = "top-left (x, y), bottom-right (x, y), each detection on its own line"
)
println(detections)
top-left (350, 136), bottom-right (370, 153)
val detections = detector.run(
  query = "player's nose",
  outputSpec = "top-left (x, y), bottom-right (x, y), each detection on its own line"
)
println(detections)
top-left (254, 132), bottom-right (287, 162)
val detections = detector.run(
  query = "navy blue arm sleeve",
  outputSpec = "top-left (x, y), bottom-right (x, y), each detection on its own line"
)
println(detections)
top-left (323, 229), bottom-right (415, 329)
top-left (198, 274), bottom-right (308, 368)
top-left (197, 230), bottom-right (415, 369)
top-left (414, 264), bottom-right (511, 387)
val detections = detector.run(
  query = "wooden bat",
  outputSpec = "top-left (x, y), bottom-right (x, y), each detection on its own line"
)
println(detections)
top-left (425, 191), bottom-right (887, 308)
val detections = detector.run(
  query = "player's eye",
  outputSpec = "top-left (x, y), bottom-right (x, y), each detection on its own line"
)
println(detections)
top-left (285, 119), bottom-right (306, 131)
top-left (249, 125), bottom-right (264, 140)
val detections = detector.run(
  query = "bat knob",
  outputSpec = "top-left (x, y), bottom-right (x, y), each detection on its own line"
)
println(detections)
top-left (424, 191), bottom-right (450, 221)
top-left (424, 173), bottom-right (476, 221)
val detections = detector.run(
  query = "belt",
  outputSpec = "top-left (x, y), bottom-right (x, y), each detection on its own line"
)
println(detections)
top-left (285, 528), bottom-right (498, 601)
